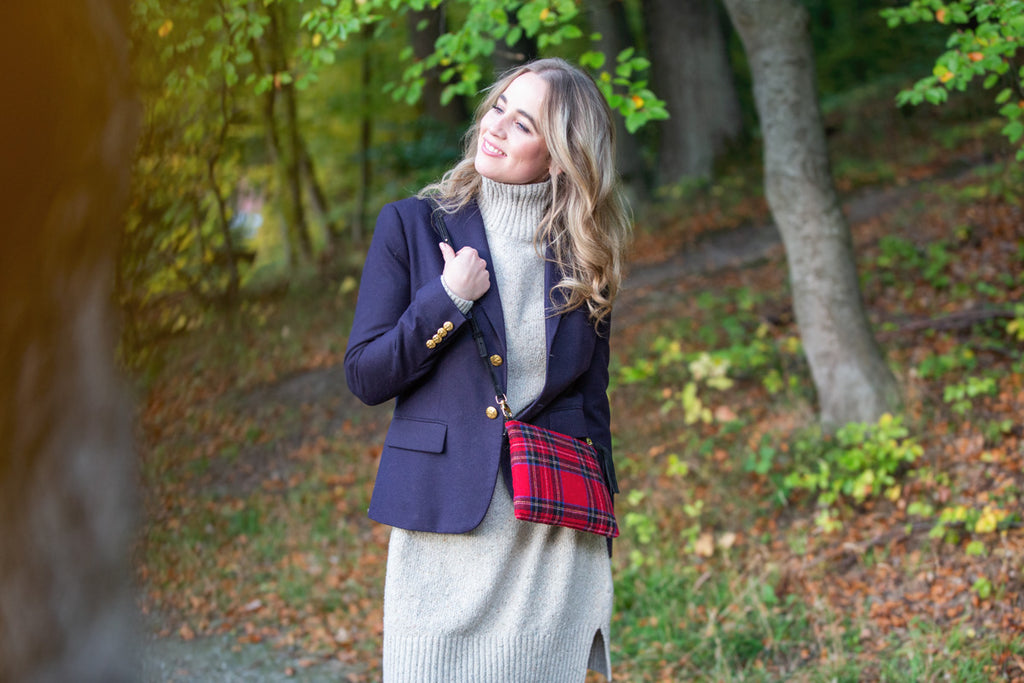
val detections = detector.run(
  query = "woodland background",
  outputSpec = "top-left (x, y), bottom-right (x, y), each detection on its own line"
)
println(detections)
top-left (1, 0), bottom-right (1022, 681)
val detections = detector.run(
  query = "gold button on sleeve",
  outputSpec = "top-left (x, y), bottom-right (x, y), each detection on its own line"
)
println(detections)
top-left (437, 327), bottom-right (447, 338)
top-left (485, 406), bottom-right (499, 419)
top-left (426, 339), bottom-right (436, 349)
top-left (443, 321), bottom-right (454, 331)
top-left (431, 334), bottom-right (441, 344)
top-left (489, 354), bottom-right (503, 367)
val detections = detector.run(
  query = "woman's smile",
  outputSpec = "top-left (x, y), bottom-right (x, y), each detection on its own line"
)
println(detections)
top-left (480, 138), bottom-right (505, 157)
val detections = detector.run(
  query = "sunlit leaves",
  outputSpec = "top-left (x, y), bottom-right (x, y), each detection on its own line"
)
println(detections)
top-left (297, 0), bottom-right (667, 132)
top-left (882, 0), bottom-right (1024, 159)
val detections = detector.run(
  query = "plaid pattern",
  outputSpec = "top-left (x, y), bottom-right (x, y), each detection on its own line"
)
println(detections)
top-left (506, 420), bottom-right (619, 538)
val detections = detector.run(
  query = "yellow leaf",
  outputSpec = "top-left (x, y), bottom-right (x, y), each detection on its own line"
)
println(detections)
top-left (713, 405), bottom-right (737, 422)
top-left (312, 33), bottom-right (323, 47)
top-left (631, 94), bottom-right (645, 109)
top-left (695, 532), bottom-right (714, 557)
top-left (539, 7), bottom-right (551, 20)
top-left (157, 19), bottom-right (173, 38)
top-left (974, 511), bottom-right (997, 534)
top-left (339, 275), bottom-right (357, 295)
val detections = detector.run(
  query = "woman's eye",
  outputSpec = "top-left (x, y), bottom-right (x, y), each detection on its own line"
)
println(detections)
top-left (516, 121), bottom-right (530, 133)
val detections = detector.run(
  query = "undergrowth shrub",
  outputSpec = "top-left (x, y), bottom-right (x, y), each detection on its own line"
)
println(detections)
top-left (780, 413), bottom-right (924, 530)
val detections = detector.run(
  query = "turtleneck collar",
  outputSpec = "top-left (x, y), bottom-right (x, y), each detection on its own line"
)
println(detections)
top-left (477, 176), bottom-right (552, 243)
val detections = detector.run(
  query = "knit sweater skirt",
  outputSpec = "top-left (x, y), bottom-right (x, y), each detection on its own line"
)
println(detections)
top-left (380, 179), bottom-right (613, 682)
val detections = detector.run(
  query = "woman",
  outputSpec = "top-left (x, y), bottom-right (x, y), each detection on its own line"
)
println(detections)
top-left (344, 57), bottom-right (630, 682)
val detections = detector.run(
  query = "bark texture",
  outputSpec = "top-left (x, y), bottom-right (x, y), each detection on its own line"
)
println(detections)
top-left (723, 0), bottom-right (901, 429)
top-left (644, 0), bottom-right (742, 182)
top-left (0, 2), bottom-right (140, 681)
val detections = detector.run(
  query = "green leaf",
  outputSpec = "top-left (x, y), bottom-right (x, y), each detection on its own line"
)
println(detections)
top-left (562, 25), bottom-right (582, 39)
top-left (924, 87), bottom-right (948, 104)
top-left (1003, 119), bottom-right (1024, 143)
top-left (630, 57), bottom-right (651, 72)
top-left (579, 50), bottom-right (605, 70)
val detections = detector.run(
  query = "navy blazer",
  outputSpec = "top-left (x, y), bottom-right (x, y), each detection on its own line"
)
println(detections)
top-left (344, 196), bottom-right (613, 534)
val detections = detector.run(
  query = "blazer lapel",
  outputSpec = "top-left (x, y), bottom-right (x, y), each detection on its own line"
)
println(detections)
top-left (445, 201), bottom-right (507, 358)
top-left (543, 244), bottom-right (566, 360)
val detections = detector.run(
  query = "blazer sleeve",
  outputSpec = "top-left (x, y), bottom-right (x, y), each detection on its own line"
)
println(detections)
top-left (344, 200), bottom-right (469, 406)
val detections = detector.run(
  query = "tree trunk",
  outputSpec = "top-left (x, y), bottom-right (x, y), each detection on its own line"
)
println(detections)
top-left (353, 24), bottom-right (374, 244)
top-left (643, 0), bottom-right (742, 183)
top-left (588, 0), bottom-right (649, 200)
top-left (267, 3), bottom-right (313, 264)
top-left (722, 0), bottom-right (901, 430)
top-left (250, 35), bottom-right (298, 268)
top-left (208, 58), bottom-right (241, 302)
top-left (298, 135), bottom-right (341, 251)
top-left (492, 20), bottom-right (537, 74)
top-left (407, 4), bottom-right (469, 127)
top-left (0, 2), bottom-right (139, 680)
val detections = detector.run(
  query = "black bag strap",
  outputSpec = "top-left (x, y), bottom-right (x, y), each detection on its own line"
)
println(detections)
top-left (429, 200), bottom-right (511, 418)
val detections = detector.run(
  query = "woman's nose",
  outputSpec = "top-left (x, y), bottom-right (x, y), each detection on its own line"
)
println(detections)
top-left (486, 114), bottom-right (508, 137)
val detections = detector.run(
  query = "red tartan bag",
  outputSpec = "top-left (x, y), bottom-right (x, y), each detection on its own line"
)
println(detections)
top-left (505, 419), bottom-right (619, 538)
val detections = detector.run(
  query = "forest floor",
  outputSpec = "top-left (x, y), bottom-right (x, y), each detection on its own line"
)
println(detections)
top-left (136, 120), bottom-right (1024, 681)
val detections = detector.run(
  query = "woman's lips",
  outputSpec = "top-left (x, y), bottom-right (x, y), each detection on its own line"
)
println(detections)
top-left (481, 138), bottom-right (505, 157)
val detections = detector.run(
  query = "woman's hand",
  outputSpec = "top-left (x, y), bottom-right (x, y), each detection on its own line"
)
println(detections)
top-left (439, 242), bottom-right (490, 301)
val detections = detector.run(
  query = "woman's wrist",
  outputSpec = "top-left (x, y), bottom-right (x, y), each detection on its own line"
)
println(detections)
top-left (441, 275), bottom-right (474, 314)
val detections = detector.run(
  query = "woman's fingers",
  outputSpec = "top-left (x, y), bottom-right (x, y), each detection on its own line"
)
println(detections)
top-left (439, 241), bottom-right (456, 263)
top-left (439, 244), bottom-right (490, 301)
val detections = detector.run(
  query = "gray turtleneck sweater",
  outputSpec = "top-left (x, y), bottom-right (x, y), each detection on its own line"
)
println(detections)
top-left (476, 177), bottom-right (549, 414)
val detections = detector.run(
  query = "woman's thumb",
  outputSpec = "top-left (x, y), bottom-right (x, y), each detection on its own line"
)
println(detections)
top-left (438, 241), bottom-right (455, 262)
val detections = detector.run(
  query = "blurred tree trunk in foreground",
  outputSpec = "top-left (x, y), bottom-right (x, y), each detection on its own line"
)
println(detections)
top-left (0, 2), bottom-right (140, 681)
top-left (723, 0), bottom-right (901, 429)
top-left (644, 0), bottom-right (743, 182)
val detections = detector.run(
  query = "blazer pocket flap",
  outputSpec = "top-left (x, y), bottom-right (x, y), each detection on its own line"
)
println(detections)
top-left (385, 417), bottom-right (447, 453)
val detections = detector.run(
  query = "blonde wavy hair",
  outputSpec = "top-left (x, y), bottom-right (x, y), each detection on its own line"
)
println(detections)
top-left (419, 57), bottom-right (631, 326)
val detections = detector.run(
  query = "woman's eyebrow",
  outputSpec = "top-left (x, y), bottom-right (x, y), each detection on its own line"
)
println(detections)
top-left (497, 93), bottom-right (539, 130)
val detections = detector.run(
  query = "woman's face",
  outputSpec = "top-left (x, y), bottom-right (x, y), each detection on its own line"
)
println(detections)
top-left (474, 72), bottom-right (551, 185)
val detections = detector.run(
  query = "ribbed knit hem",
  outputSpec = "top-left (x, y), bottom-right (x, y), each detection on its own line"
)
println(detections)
top-left (440, 275), bottom-right (474, 313)
top-left (383, 627), bottom-right (610, 682)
